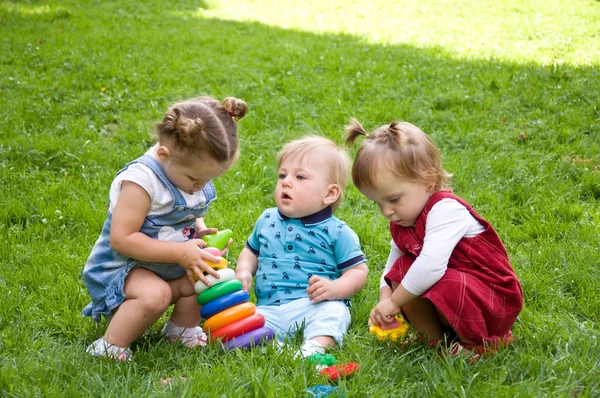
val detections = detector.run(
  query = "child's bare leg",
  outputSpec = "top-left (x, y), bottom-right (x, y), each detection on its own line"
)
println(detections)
top-left (167, 276), bottom-right (201, 327)
top-left (104, 268), bottom-right (172, 347)
top-left (401, 298), bottom-right (445, 341)
top-left (434, 308), bottom-right (476, 344)
top-left (388, 281), bottom-right (443, 342)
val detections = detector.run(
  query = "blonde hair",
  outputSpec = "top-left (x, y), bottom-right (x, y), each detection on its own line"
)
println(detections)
top-left (156, 96), bottom-right (248, 164)
top-left (277, 136), bottom-right (351, 211)
top-left (345, 119), bottom-right (452, 191)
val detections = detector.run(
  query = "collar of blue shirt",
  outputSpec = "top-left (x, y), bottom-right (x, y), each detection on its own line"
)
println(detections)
top-left (277, 206), bottom-right (333, 226)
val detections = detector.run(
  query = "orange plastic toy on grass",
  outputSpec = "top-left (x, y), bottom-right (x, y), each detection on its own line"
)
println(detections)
top-left (369, 314), bottom-right (409, 342)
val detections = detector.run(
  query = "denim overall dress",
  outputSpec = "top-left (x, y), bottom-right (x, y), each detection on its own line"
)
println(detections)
top-left (82, 154), bottom-right (217, 323)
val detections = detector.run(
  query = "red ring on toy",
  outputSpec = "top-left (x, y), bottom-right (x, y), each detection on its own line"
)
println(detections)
top-left (203, 302), bottom-right (256, 332)
top-left (210, 313), bottom-right (266, 342)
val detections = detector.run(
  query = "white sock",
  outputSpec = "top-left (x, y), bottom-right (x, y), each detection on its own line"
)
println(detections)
top-left (298, 340), bottom-right (326, 359)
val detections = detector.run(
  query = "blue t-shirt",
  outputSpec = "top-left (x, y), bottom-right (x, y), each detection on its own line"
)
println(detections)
top-left (246, 207), bottom-right (366, 306)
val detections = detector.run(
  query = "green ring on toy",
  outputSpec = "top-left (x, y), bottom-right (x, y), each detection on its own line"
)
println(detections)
top-left (200, 289), bottom-right (249, 319)
top-left (197, 279), bottom-right (243, 306)
top-left (203, 302), bottom-right (256, 332)
top-left (210, 313), bottom-right (266, 342)
top-left (194, 268), bottom-right (235, 294)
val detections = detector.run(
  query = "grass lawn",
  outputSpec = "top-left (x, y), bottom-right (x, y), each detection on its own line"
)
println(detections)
top-left (1, 0), bottom-right (599, 396)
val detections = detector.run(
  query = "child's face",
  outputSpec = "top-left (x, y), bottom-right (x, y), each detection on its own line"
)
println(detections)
top-left (160, 150), bottom-right (230, 194)
top-left (275, 154), bottom-right (337, 219)
top-left (359, 170), bottom-right (433, 227)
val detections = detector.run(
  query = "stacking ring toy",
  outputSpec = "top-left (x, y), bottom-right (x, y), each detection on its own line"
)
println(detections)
top-left (206, 257), bottom-right (228, 271)
top-left (194, 268), bottom-right (235, 294)
top-left (203, 302), bottom-right (256, 332)
top-left (224, 326), bottom-right (275, 349)
top-left (197, 279), bottom-right (243, 306)
top-left (210, 313), bottom-right (266, 342)
top-left (202, 247), bottom-right (222, 257)
top-left (193, 258), bottom-right (228, 281)
top-left (201, 290), bottom-right (250, 319)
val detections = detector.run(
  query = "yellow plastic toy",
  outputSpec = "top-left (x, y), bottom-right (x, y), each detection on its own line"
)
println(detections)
top-left (369, 315), bottom-right (409, 342)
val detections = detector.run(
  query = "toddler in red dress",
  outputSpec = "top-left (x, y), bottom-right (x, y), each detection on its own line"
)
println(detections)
top-left (346, 119), bottom-right (523, 356)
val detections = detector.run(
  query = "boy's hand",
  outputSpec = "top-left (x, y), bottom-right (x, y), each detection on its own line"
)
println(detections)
top-left (178, 239), bottom-right (221, 286)
top-left (235, 269), bottom-right (253, 292)
top-left (369, 298), bottom-right (400, 327)
top-left (307, 275), bottom-right (338, 303)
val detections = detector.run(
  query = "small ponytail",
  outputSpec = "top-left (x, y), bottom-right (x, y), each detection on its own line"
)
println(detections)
top-left (346, 119), bottom-right (451, 192)
top-left (344, 118), bottom-right (369, 147)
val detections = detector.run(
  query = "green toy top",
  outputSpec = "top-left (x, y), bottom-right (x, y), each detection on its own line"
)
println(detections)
top-left (203, 229), bottom-right (233, 251)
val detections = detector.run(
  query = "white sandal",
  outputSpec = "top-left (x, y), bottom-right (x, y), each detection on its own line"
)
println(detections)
top-left (161, 320), bottom-right (208, 348)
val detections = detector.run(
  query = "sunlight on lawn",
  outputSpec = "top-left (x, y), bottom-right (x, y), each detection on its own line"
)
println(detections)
top-left (185, 0), bottom-right (600, 66)
top-left (0, 2), bottom-right (68, 16)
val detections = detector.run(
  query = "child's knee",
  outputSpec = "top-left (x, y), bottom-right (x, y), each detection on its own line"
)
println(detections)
top-left (139, 285), bottom-right (172, 314)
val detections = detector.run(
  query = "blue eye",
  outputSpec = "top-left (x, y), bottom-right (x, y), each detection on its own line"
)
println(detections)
top-left (278, 173), bottom-right (286, 179)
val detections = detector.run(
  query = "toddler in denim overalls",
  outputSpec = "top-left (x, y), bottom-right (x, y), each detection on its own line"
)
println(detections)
top-left (83, 96), bottom-right (248, 361)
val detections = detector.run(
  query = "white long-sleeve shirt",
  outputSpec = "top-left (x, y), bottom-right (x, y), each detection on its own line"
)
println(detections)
top-left (379, 198), bottom-right (485, 295)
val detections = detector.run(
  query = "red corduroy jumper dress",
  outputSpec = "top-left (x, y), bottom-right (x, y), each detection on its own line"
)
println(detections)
top-left (385, 191), bottom-right (523, 346)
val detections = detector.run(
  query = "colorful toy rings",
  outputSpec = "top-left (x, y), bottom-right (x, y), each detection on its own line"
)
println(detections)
top-left (201, 290), bottom-right (250, 319)
top-left (203, 302), bottom-right (256, 332)
top-left (223, 326), bottom-right (275, 349)
top-left (210, 313), bottom-right (266, 342)
top-left (194, 268), bottom-right (235, 294)
top-left (197, 279), bottom-right (243, 306)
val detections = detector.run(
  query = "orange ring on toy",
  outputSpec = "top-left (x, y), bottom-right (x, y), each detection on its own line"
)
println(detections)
top-left (210, 313), bottom-right (266, 342)
top-left (203, 302), bottom-right (256, 332)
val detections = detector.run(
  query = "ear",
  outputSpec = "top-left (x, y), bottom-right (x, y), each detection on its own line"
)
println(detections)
top-left (323, 184), bottom-right (341, 206)
top-left (155, 145), bottom-right (172, 162)
top-left (424, 168), bottom-right (437, 192)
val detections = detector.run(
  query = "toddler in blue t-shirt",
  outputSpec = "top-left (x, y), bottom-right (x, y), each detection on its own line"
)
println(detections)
top-left (236, 136), bottom-right (368, 358)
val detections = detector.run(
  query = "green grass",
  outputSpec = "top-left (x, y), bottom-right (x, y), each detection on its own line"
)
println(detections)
top-left (1, 0), bottom-right (599, 396)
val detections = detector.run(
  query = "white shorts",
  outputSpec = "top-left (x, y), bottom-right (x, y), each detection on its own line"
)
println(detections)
top-left (256, 298), bottom-right (351, 345)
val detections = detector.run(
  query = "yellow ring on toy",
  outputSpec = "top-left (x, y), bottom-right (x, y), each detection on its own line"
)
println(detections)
top-left (193, 258), bottom-right (229, 281)
top-left (203, 302), bottom-right (256, 332)
top-left (194, 268), bottom-right (235, 294)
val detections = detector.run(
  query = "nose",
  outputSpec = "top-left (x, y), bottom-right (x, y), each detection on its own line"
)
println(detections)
top-left (381, 204), bottom-right (395, 219)
top-left (281, 176), bottom-right (292, 188)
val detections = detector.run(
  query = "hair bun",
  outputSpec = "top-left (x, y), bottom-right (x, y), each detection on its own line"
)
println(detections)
top-left (175, 114), bottom-right (205, 144)
top-left (222, 97), bottom-right (248, 121)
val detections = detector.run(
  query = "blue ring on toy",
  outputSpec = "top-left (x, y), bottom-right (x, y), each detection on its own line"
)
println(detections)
top-left (224, 326), bottom-right (275, 350)
top-left (200, 290), bottom-right (250, 319)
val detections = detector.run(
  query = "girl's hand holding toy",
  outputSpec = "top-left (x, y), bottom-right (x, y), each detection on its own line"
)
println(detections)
top-left (185, 229), bottom-right (234, 287)
top-left (178, 239), bottom-right (221, 286)
top-left (370, 298), bottom-right (401, 327)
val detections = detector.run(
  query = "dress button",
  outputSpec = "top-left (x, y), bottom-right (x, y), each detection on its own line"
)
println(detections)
top-left (287, 245), bottom-right (293, 250)
top-left (288, 227), bottom-right (293, 232)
